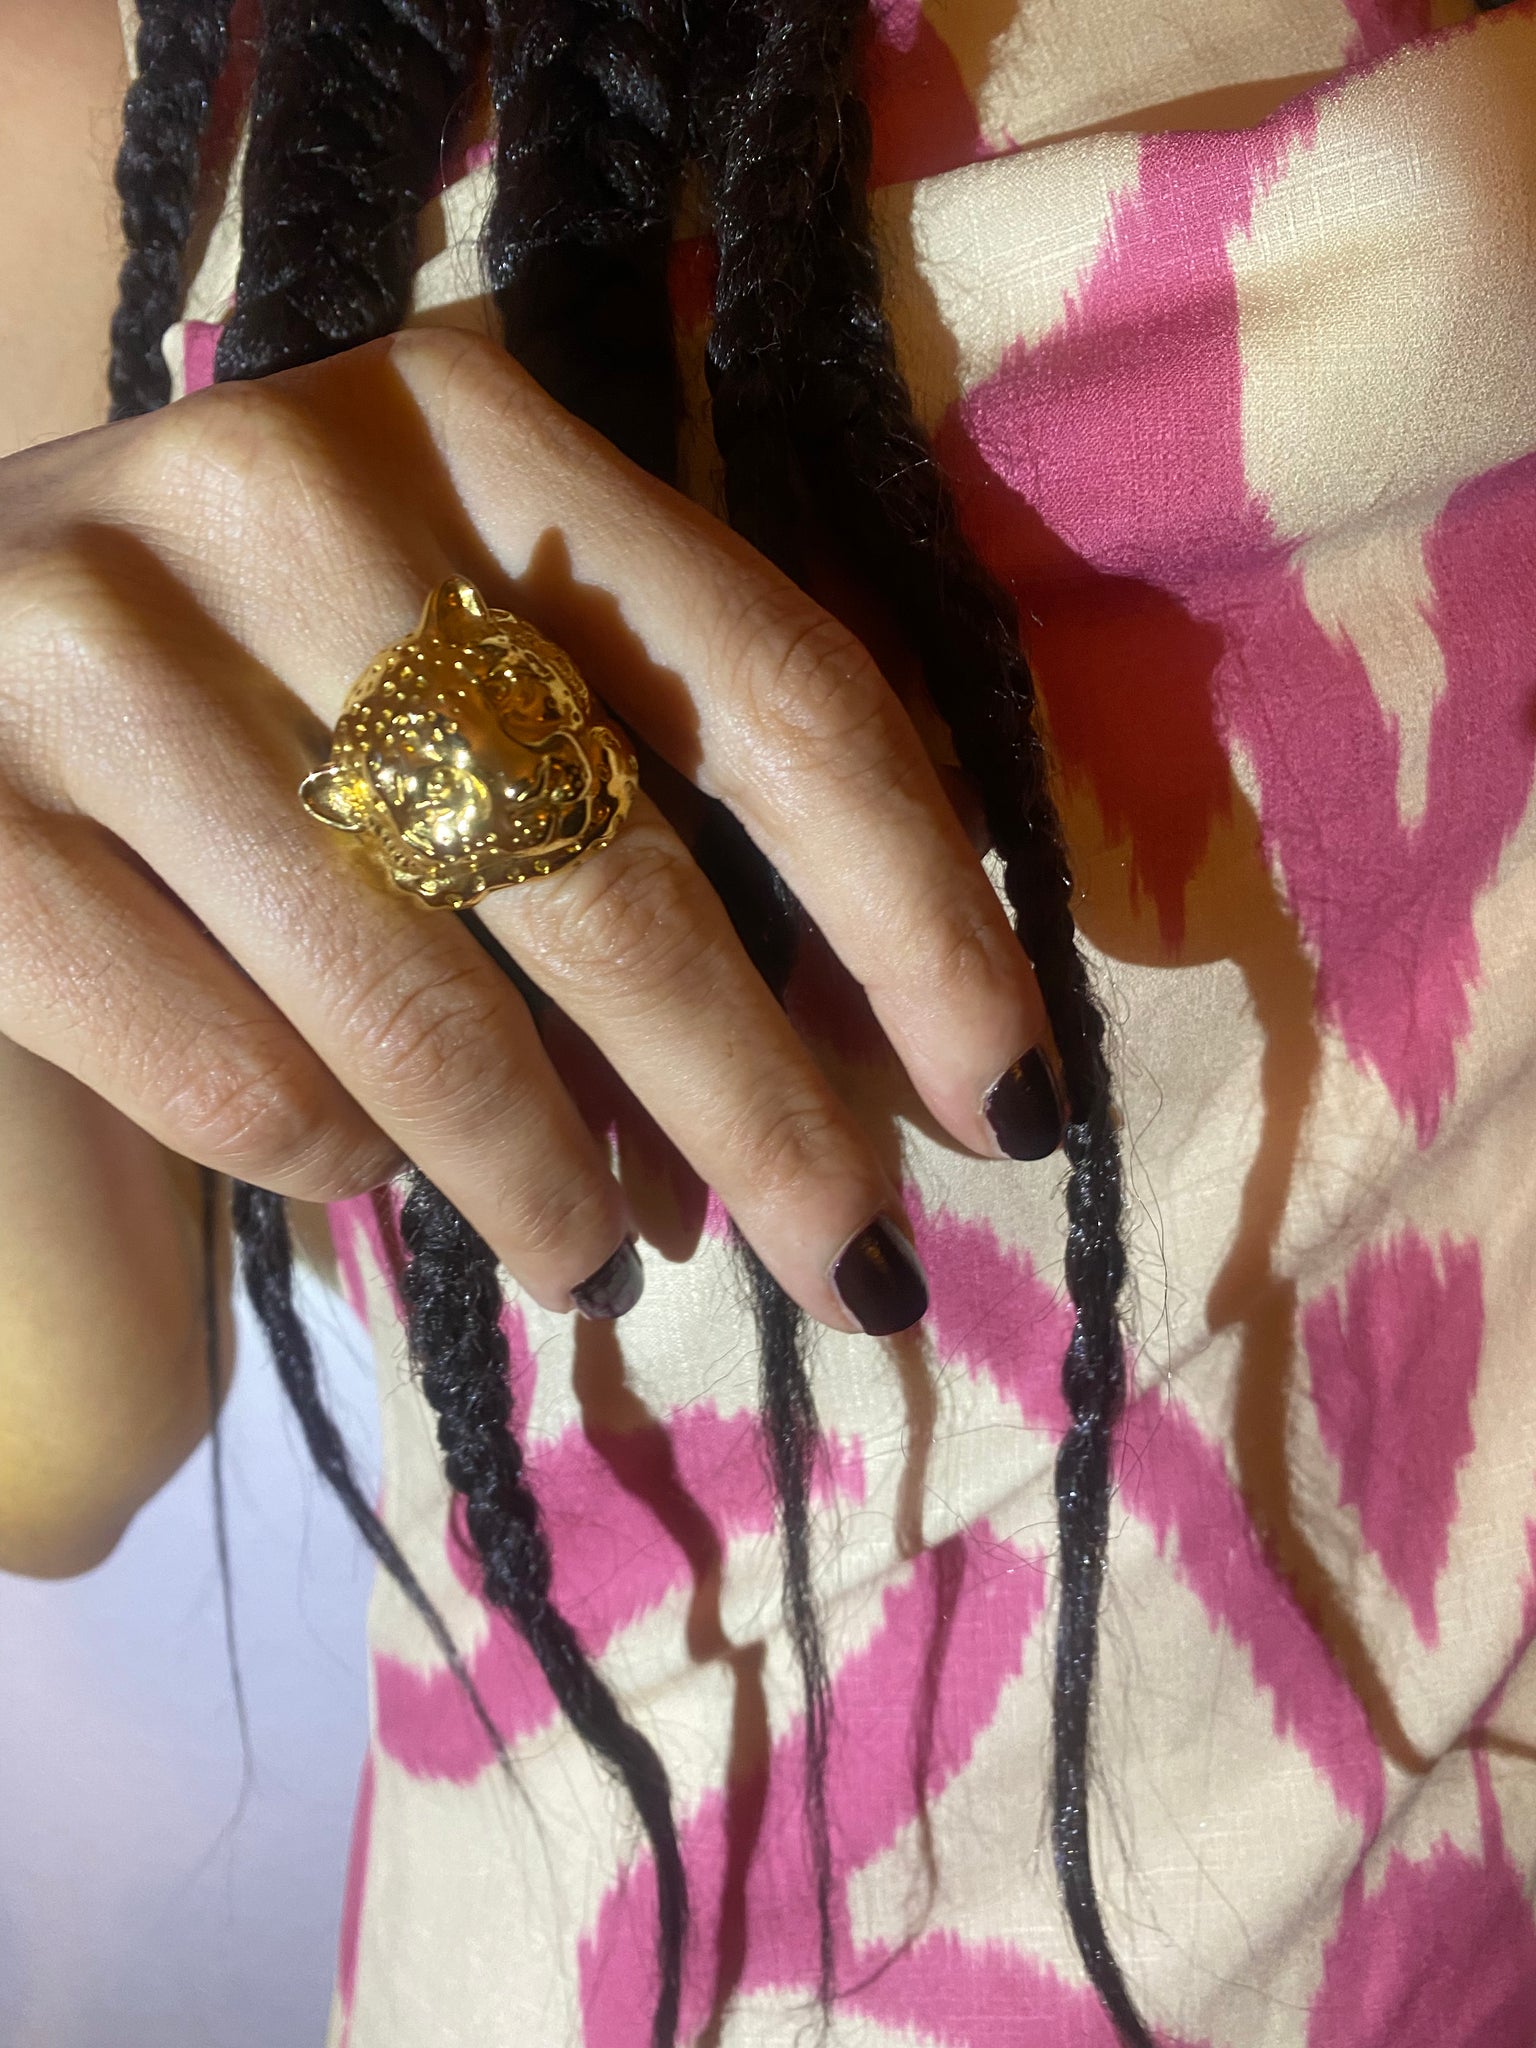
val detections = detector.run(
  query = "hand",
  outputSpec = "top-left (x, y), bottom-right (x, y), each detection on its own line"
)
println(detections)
top-left (0, 327), bottom-right (1059, 1336)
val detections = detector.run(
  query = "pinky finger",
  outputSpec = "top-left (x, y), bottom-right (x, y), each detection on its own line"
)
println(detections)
top-left (0, 808), bottom-right (401, 1201)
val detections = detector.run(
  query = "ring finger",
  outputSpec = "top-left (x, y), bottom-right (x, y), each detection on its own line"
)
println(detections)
top-left (39, 628), bottom-right (640, 1317)
top-left (45, 599), bottom-right (924, 1332)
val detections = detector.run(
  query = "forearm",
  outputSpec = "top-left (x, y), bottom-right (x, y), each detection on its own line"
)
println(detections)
top-left (0, 0), bottom-right (126, 457)
top-left (0, 1039), bottom-right (215, 1576)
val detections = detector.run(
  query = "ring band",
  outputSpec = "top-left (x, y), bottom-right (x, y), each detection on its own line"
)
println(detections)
top-left (300, 576), bottom-right (639, 911)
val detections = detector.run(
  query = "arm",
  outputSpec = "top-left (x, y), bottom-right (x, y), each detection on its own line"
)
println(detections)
top-left (0, 0), bottom-right (215, 1576)
top-left (0, 1042), bottom-right (214, 1576)
top-left (0, 0), bottom-right (129, 455)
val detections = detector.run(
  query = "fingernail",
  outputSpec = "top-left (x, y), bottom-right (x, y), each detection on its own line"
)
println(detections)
top-left (830, 1214), bottom-right (929, 1336)
top-left (571, 1237), bottom-right (644, 1320)
top-left (983, 1047), bottom-right (1065, 1161)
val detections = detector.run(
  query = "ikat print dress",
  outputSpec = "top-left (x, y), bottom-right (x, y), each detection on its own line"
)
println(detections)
top-left (151, 0), bottom-right (1536, 2038)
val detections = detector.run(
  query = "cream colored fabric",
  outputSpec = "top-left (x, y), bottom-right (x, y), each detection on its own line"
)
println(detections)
top-left (156, 0), bottom-right (1536, 2040)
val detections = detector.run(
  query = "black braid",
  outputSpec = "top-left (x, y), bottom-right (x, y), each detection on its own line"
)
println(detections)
top-left (398, 1173), bottom-right (687, 2046)
top-left (105, 0), bottom-right (515, 1838)
top-left (107, 0), bottom-right (1146, 2036)
top-left (203, 0), bottom-right (505, 1759)
top-left (672, 14), bottom-right (853, 2009)
top-left (484, 0), bottom-right (839, 2020)
top-left (482, 0), bottom-right (684, 476)
top-left (475, 5), bottom-right (702, 2033)
top-left (109, 0), bottom-right (235, 419)
top-left (205, 5), bottom-right (693, 2036)
top-left (690, 3), bottom-right (1148, 2038)
top-left (667, 794), bottom-right (835, 2010)
top-left (216, 0), bottom-right (482, 381)
top-left (231, 1183), bottom-right (509, 1762)
top-left (804, 104), bottom-right (1147, 2048)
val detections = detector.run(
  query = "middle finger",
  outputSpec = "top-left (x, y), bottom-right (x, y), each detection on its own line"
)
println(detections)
top-left (475, 787), bottom-right (923, 1332)
top-left (123, 337), bottom-right (1062, 1174)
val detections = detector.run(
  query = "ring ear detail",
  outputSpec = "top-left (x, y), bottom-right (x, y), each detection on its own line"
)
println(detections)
top-left (421, 575), bottom-right (491, 645)
top-left (300, 762), bottom-right (370, 830)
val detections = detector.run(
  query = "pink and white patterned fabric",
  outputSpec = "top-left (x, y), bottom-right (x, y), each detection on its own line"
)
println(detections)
top-left (164, 0), bottom-right (1536, 2039)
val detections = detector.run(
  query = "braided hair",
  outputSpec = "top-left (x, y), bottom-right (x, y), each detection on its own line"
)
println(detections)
top-left (108, 0), bottom-right (1147, 2040)
top-left (214, 0), bottom-right (483, 380)
top-left (109, 0), bottom-right (235, 417)
top-left (483, 0), bottom-right (684, 474)
top-left (689, 4), bottom-right (1144, 2033)
top-left (118, 2), bottom-right (694, 2039)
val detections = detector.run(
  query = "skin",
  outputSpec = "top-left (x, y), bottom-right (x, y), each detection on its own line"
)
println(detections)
top-left (0, 2), bottom-right (1050, 1573)
top-left (0, 0), bottom-right (1357, 1581)
top-left (0, 0), bottom-right (221, 1576)
top-left (0, 334), bottom-right (1048, 1295)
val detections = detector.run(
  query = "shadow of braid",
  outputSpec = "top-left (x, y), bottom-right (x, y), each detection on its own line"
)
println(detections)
top-left (398, 1172), bottom-right (688, 2047)
top-left (665, 784), bottom-right (836, 2028)
top-left (110, 0), bottom-right (235, 419)
top-left (696, 10), bottom-right (1150, 2035)
top-left (216, 0), bottom-right (482, 382)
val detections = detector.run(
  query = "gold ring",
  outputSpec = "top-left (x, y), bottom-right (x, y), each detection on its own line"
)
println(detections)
top-left (300, 576), bottom-right (639, 911)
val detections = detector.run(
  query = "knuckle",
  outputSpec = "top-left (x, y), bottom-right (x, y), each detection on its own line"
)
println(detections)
top-left (159, 1026), bottom-right (336, 1185)
top-left (342, 955), bottom-right (509, 1118)
top-left (0, 534), bottom-right (133, 668)
top-left (907, 892), bottom-right (1020, 1011)
top-left (494, 1167), bottom-right (615, 1273)
top-left (538, 824), bottom-right (704, 996)
top-left (384, 322), bottom-right (503, 385)
top-left (134, 377), bottom-right (333, 532)
top-left (731, 1089), bottom-right (854, 1211)
top-left (133, 377), bottom-right (275, 500)
top-left (384, 324), bottom-right (547, 446)
top-left (0, 541), bottom-right (155, 775)
top-left (727, 586), bottom-right (890, 780)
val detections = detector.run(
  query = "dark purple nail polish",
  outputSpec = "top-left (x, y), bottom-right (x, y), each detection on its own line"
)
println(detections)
top-left (984, 1047), bottom-right (1065, 1161)
top-left (571, 1238), bottom-right (644, 1320)
top-left (831, 1215), bottom-right (929, 1336)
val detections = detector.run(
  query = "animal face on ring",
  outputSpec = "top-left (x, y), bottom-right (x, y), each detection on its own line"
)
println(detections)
top-left (300, 577), bottom-right (637, 909)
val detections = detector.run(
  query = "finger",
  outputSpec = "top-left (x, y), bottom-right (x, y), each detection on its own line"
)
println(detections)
top-left (20, 541), bottom-right (925, 1331)
top-left (384, 333), bottom-right (1064, 1163)
top-left (107, 336), bottom-right (1062, 1166)
top-left (0, 805), bottom-right (401, 1201)
top-left (476, 791), bottom-right (929, 1334)
top-left (44, 658), bottom-right (641, 1319)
